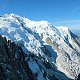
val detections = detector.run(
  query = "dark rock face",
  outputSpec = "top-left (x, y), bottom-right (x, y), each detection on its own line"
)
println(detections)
top-left (0, 35), bottom-right (36, 80)
top-left (77, 73), bottom-right (80, 80)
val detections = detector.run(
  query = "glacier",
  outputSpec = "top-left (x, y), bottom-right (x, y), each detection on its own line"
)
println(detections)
top-left (0, 13), bottom-right (80, 80)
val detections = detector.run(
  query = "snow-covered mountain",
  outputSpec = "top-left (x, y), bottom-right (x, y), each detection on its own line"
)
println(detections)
top-left (0, 13), bottom-right (80, 80)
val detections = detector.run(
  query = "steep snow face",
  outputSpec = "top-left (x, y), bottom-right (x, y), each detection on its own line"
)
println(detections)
top-left (0, 14), bottom-right (80, 80)
top-left (0, 14), bottom-right (42, 55)
top-left (57, 26), bottom-right (80, 54)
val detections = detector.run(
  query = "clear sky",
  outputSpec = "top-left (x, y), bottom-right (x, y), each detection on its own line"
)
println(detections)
top-left (0, 0), bottom-right (80, 30)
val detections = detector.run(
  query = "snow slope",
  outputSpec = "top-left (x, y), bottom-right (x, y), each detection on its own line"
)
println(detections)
top-left (0, 13), bottom-right (80, 80)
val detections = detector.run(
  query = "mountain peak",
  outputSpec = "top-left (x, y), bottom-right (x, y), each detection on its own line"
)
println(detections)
top-left (0, 14), bottom-right (80, 80)
top-left (4, 13), bottom-right (20, 17)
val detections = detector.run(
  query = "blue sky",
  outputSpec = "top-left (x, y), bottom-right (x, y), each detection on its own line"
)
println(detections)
top-left (0, 0), bottom-right (80, 30)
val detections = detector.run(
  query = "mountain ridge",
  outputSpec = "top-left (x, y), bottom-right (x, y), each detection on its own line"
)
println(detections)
top-left (0, 13), bottom-right (80, 80)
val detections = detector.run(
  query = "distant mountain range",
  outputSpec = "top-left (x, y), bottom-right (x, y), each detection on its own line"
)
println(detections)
top-left (0, 13), bottom-right (80, 80)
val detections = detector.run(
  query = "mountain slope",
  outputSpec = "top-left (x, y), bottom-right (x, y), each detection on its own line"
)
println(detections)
top-left (0, 13), bottom-right (80, 80)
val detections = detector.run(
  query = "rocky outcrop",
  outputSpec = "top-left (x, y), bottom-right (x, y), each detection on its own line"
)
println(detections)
top-left (0, 35), bottom-right (36, 80)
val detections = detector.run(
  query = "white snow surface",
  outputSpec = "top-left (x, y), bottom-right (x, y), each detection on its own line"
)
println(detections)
top-left (0, 13), bottom-right (80, 80)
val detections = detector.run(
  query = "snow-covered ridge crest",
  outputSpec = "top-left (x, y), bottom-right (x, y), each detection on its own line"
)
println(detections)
top-left (0, 13), bottom-right (80, 80)
top-left (57, 26), bottom-right (69, 33)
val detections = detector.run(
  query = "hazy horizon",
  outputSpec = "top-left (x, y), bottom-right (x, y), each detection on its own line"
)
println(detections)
top-left (0, 0), bottom-right (80, 32)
